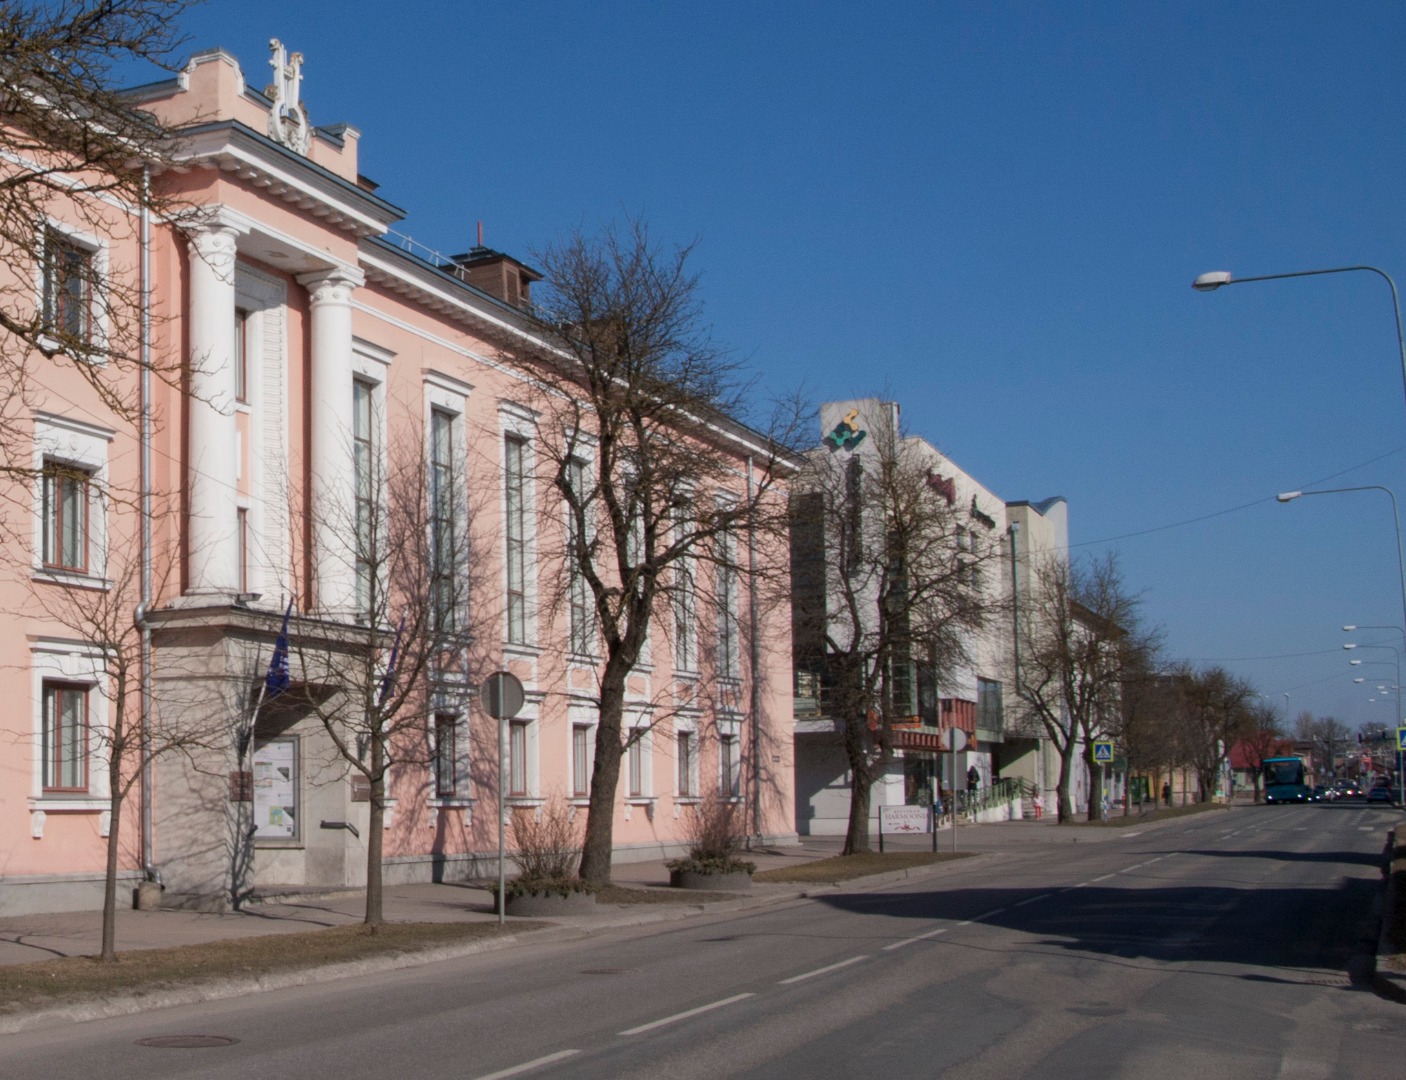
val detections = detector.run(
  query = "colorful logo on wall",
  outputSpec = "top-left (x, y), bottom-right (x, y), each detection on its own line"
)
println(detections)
top-left (825, 409), bottom-right (867, 451)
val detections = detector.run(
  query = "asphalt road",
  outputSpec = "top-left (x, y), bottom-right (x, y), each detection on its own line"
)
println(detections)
top-left (5, 804), bottom-right (1406, 1078)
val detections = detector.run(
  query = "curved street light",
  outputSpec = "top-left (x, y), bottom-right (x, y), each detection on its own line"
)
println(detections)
top-left (1192, 265), bottom-right (1406, 417)
top-left (1277, 487), bottom-right (1406, 650)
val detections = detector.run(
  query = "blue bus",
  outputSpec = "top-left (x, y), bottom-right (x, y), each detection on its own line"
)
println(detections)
top-left (1262, 756), bottom-right (1311, 804)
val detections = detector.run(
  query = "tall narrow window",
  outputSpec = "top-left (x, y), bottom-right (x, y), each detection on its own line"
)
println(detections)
top-left (719, 733), bottom-right (740, 798)
top-left (353, 380), bottom-right (375, 616)
top-left (42, 461), bottom-right (89, 572)
top-left (673, 511), bottom-right (696, 672)
top-left (509, 720), bottom-right (529, 796)
top-left (677, 730), bottom-right (695, 797)
top-left (628, 735), bottom-right (644, 798)
top-left (234, 308), bottom-right (250, 403)
top-left (42, 683), bottom-right (88, 792)
top-left (430, 409), bottom-right (456, 628)
top-left (566, 457), bottom-right (592, 655)
top-left (237, 507), bottom-right (249, 594)
top-left (716, 527), bottom-right (738, 679)
top-left (572, 724), bottom-right (591, 797)
top-left (42, 229), bottom-right (92, 342)
top-left (434, 714), bottom-right (458, 798)
top-left (504, 434), bottom-right (528, 643)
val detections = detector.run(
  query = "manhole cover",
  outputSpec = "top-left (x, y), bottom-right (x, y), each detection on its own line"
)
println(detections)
top-left (580, 968), bottom-right (637, 975)
top-left (136, 1035), bottom-right (240, 1049)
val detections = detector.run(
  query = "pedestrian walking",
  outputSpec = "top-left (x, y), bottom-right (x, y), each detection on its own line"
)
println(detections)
top-left (1033, 792), bottom-right (1044, 820)
top-left (967, 765), bottom-right (980, 793)
top-left (1162, 780), bottom-right (1172, 806)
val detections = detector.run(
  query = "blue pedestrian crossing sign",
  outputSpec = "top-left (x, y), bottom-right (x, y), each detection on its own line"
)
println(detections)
top-left (1093, 740), bottom-right (1114, 763)
top-left (1397, 726), bottom-right (1406, 752)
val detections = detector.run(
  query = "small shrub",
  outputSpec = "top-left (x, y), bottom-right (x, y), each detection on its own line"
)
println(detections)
top-left (507, 796), bottom-right (589, 894)
top-left (666, 792), bottom-right (756, 877)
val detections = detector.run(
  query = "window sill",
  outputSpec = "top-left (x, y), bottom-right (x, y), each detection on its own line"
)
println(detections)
top-left (428, 797), bottom-right (474, 810)
top-left (625, 797), bottom-right (656, 806)
top-left (30, 797), bottom-right (105, 812)
top-left (502, 642), bottom-right (542, 660)
top-left (33, 568), bottom-right (110, 591)
top-left (569, 796), bottom-right (590, 806)
top-left (505, 796), bottom-right (544, 808)
top-left (674, 796), bottom-right (701, 805)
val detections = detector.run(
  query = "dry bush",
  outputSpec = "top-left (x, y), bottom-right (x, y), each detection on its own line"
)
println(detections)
top-left (508, 797), bottom-right (582, 886)
top-left (669, 792), bottom-right (755, 875)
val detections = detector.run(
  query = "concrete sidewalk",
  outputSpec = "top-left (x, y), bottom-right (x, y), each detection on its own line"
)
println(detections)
top-left (0, 819), bottom-right (1092, 968)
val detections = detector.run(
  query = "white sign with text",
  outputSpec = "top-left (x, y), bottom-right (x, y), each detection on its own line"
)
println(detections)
top-left (879, 805), bottom-right (929, 833)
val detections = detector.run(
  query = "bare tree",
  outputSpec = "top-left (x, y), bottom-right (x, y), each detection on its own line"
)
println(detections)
top-left (1016, 553), bottom-right (1155, 822)
top-left (1295, 713), bottom-right (1353, 782)
top-left (1237, 700), bottom-right (1286, 803)
top-left (1175, 665), bottom-right (1255, 802)
top-left (282, 421), bottom-right (482, 925)
top-left (1, 497), bottom-right (221, 961)
top-left (503, 220), bottom-right (800, 887)
top-left (791, 423), bottom-right (997, 853)
top-left (0, 1), bottom-right (194, 501)
top-left (1116, 659), bottom-right (1181, 812)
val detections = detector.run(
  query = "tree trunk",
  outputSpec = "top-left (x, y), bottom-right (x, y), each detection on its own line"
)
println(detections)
top-left (842, 765), bottom-right (874, 855)
top-left (365, 740), bottom-right (386, 926)
top-left (579, 670), bottom-right (628, 886)
top-left (1055, 744), bottom-right (1077, 822)
top-left (100, 787), bottom-right (122, 962)
top-left (1086, 754), bottom-right (1103, 822)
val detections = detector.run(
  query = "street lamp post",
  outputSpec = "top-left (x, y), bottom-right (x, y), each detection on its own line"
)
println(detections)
top-left (1192, 265), bottom-right (1406, 418)
top-left (1277, 487), bottom-right (1406, 660)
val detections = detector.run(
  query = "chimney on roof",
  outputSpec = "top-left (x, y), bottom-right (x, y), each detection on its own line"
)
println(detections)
top-left (447, 246), bottom-right (543, 310)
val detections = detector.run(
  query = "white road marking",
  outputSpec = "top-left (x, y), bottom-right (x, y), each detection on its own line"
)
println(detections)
top-left (883, 927), bottom-right (949, 951)
top-left (1013, 892), bottom-right (1053, 907)
top-left (778, 955), bottom-right (869, 985)
top-left (619, 993), bottom-right (756, 1035)
top-left (471, 1050), bottom-right (581, 1080)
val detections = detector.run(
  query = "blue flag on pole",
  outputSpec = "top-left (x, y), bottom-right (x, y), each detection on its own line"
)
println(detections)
top-left (378, 615), bottom-right (405, 706)
top-left (265, 599), bottom-right (293, 698)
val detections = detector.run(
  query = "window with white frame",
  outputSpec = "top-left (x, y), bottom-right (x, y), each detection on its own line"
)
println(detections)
top-left (509, 719), bottom-right (530, 796)
top-left (41, 461), bottom-right (91, 573)
top-left (673, 508), bottom-right (697, 673)
top-left (234, 307), bottom-right (251, 404)
top-left (504, 432), bottom-right (530, 644)
top-left (30, 639), bottom-right (109, 822)
top-left (719, 728), bottom-right (741, 799)
top-left (572, 723), bottom-right (591, 797)
top-left (716, 524), bottom-right (739, 680)
top-left (42, 682), bottom-right (89, 793)
top-left (566, 456), bottom-right (594, 656)
top-left (33, 413), bottom-right (111, 581)
top-left (423, 373), bottom-right (470, 634)
top-left (41, 226), bottom-right (99, 345)
top-left (676, 725), bottom-right (698, 798)
top-left (626, 718), bottom-right (653, 799)
top-left (430, 407), bottom-right (458, 628)
top-left (353, 378), bottom-right (376, 617)
top-left (434, 713), bottom-right (459, 798)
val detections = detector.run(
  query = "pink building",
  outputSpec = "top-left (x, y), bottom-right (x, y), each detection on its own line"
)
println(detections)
top-left (0, 43), bottom-right (795, 915)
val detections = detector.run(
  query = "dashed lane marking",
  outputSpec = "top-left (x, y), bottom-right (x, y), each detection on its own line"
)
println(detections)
top-left (778, 956), bottom-right (869, 985)
top-left (471, 1050), bottom-right (581, 1080)
top-left (619, 993), bottom-right (756, 1035)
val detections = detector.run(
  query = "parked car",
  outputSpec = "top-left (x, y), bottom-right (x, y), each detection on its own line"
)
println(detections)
top-left (1366, 786), bottom-right (1395, 805)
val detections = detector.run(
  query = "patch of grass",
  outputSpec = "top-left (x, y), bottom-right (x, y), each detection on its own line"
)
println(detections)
top-left (1060, 802), bottom-right (1229, 828)
top-left (0, 921), bottom-right (537, 1014)
top-left (754, 850), bottom-right (971, 884)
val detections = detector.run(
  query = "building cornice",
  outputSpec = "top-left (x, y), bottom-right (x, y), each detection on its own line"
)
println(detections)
top-left (165, 120), bottom-right (403, 239)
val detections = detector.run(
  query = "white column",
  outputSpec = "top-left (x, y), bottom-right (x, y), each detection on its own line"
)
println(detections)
top-left (299, 267), bottom-right (364, 617)
top-left (185, 222), bottom-right (243, 597)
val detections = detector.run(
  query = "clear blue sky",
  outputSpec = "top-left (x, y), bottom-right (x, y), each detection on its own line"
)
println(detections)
top-left (136, 2), bottom-right (1406, 731)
